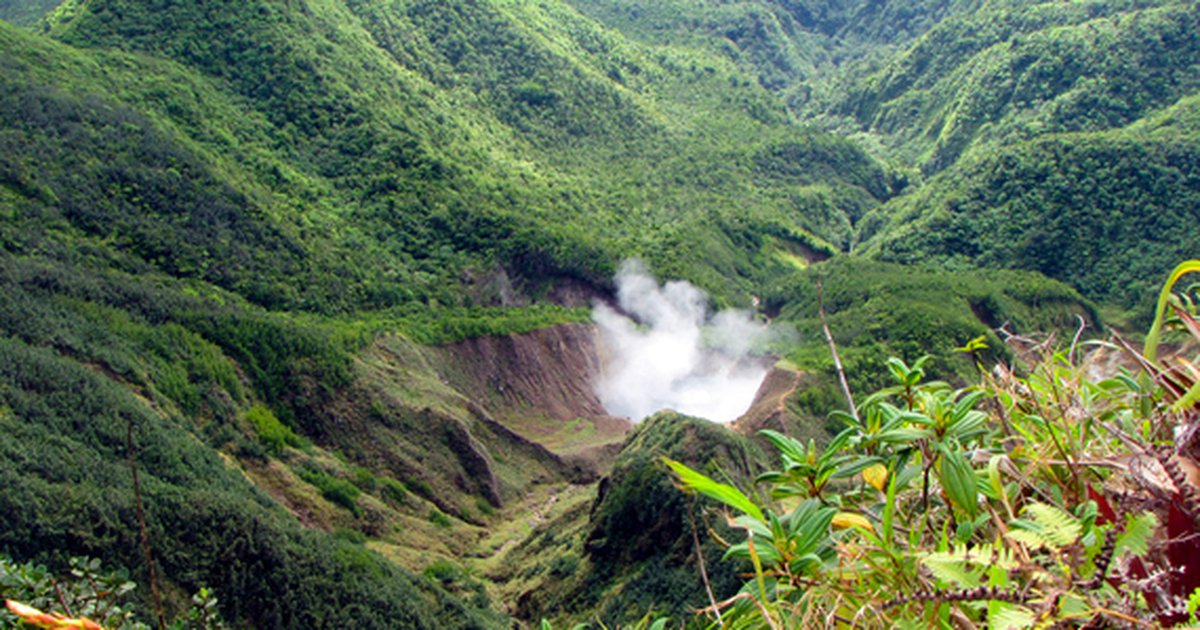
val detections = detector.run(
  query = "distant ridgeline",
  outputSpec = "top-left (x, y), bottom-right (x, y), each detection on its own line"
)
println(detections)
top-left (0, 0), bottom-right (1197, 626)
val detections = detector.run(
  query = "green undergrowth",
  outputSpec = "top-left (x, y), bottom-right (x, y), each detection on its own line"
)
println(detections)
top-left (662, 261), bottom-right (1200, 628)
top-left (764, 257), bottom-right (1099, 430)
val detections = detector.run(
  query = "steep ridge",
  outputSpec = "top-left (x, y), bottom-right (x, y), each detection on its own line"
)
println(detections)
top-left (31, 0), bottom-right (901, 302)
top-left (0, 0), bottom-right (60, 26)
top-left (0, 286), bottom-right (508, 628)
top-left (731, 364), bottom-right (812, 437)
top-left (495, 412), bottom-right (765, 627)
top-left (562, 0), bottom-right (990, 115)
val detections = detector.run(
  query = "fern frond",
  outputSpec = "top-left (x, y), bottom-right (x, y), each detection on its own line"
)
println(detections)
top-left (988, 600), bottom-right (1038, 630)
top-left (1006, 529), bottom-right (1049, 550)
top-left (922, 554), bottom-right (983, 589)
top-left (1027, 503), bottom-right (1082, 548)
top-left (1115, 512), bottom-right (1157, 559)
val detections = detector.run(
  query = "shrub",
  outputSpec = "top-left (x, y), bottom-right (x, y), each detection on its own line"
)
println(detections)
top-left (244, 404), bottom-right (302, 454)
top-left (667, 263), bottom-right (1200, 627)
top-left (377, 478), bottom-right (408, 506)
top-left (427, 510), bottom-right (452, 529)
top-left (297, 468), bottom-right (361, 514)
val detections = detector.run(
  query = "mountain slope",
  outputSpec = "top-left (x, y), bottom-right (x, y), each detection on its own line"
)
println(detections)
top-left (0, 0), bottom-right (60, 25)
top-left (857, 106), bottom-right (1200, 307)
top-left (804, 0), bottom-right (1200, 172)
top-left (0, 263), bottom-right (508, 628)
top-left (37, 0), bottom-right (900, 303)
top-left (3, 0), bottom-right (1200, 626)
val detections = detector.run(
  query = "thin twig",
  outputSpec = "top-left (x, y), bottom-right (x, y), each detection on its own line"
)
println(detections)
top-left (1069, 314), bottom-right (1088, 367)
top-left (51, 579), bottom-right (71, 617)
top-left (817, 276), bottom-right (857, 421)
top-left (687, 502), bottom-right (724, 628)
top-left (126, 417), bottom-right (166, 630)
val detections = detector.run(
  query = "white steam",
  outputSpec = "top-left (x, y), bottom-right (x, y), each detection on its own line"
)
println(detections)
top-left (593, 260), bottom-right (776, 423)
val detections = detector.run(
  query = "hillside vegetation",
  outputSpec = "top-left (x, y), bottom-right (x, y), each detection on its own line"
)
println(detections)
top-left (2, 0), bottom-right (1200, 627)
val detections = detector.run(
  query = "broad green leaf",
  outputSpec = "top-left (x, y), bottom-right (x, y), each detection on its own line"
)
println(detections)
top-left (758, 429), bottom-right (805, 458)
top-left (937, 444), bottom-right (979, 519)
top-left (951, 390), bottom-right (986, 422)
top-left (662, 457), bottom-right (763, 521)
top-left (876, 427), bottom-right (935, 444)
top-left (791, 500), bottom-right (837, 556)
top-left (831, 456), bottom-right (884, 479)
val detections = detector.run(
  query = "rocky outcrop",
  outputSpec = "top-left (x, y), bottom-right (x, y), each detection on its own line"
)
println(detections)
top-left (732, 364), bottom-right (806, 435)
top-left (434, 323), bottom-right (631, 462)
top-left (436, 323), bottom-right (609, 420)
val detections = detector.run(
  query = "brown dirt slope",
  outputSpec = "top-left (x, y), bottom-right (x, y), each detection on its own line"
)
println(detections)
top-left (434, 323), bottom-right (631, 460)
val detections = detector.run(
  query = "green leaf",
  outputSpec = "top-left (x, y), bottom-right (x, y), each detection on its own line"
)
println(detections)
top-left (988, 601), bottom-right (1036, 630)
top-left (1146, 260), bottom-right (1200, 362)
top-left (876, 427), bottom-right (935, 444)
top-left (1115, 512), bottom-right (1158, 558)
top-left (922, 553), bottom-right (981, 588)
top-left (758, 429), bottom-right (809, 465)
top-left (937, 443), bottom-right (978, 519)
top-left (1172, 379), bottom-right (1200, 413)
top-left (663, 457), bottom-right (763, 521)
top-left (1005, 529), bottom-right (1047, 549)
top-left (1025, 503), bottom-right (1081, 549)
top-left (987, 455), bottom-right (1007, 505)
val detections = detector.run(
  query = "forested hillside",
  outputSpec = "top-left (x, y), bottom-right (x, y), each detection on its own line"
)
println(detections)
top-left (2, 0), bottom-right (1199, 627)
top-left (841, 0), bottom-right (1200, 311)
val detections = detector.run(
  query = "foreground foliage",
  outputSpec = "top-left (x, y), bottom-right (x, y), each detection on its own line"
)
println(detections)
top-left (670, 261), bottom-right (1200, 628)
top-left (1, 555), bottom-right (222, 630)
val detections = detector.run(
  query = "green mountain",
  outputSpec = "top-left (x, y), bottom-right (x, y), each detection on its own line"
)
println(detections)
top-left (803, 0), bottom-right (1200, 172)
top-left (837, 1), bottom-right (1200, 308)
top-left (1, 0), bottom-right (1198, 627)
top-left (25, 0), bottom-right (900, 307)
top-left (858, 117), bottom-right (1200, 308)
top-left (0, 0), bottom-right (59, 26)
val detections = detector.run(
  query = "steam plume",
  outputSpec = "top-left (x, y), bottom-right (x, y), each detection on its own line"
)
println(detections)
top-left (593, 260), bottom-right (775, 422)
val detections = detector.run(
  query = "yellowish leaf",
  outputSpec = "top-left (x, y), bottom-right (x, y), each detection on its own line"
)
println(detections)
top-left (863, 463), bottom-right (888, 491)
top-left (832, 512), bottom-right (873, 532)
top-left (5, 599), bottom-right (103, 630)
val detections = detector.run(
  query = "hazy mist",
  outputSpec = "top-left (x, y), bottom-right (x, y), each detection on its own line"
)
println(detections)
top-left (593, 260), bottom-right (777, 423)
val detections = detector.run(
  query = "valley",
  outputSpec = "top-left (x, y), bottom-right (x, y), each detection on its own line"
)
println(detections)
top-left (1, 0), bottom-right (1198, 627)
